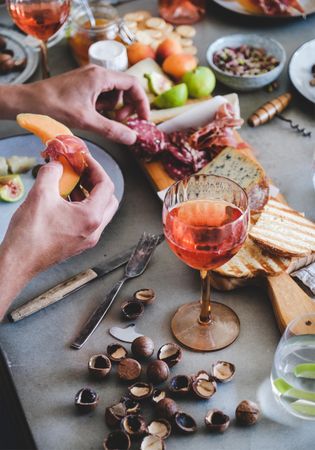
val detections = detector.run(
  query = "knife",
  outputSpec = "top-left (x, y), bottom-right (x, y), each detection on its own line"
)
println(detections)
top-left (8, 246), bottom-right (135, 323)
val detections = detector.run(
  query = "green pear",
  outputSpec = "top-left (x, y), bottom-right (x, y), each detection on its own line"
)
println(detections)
top-left (144, 72), bottom-right (172, 95)
top-left (153, 83), bottom-right (188, 109)
top-left (183, 66), bottom-right (216, 98)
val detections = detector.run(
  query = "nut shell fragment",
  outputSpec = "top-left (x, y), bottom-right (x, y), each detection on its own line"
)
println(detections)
top-left (103, 430), bottom-right (131, 450)
top-left (211, 361), bottom-right (235, 383)
top-left (118, 358), bottom-right (142, 381)
top-left (193, 370), bottom-right (210, 382)
top-left (140, 435), bottom-right (165, 450)
top-left (134, 288), bottom-right (156, 305)
top-left (148, 419), bottom-right (171, 439)
top-left (107, 343), bottom-right (128, 362)
top-left (205, 409), bottom-right (230, 433)
top-left (105, 402), bottom-right (127, 428)
top-left (121, 414), bottom-right (147, 439)
top-left (120, 397), bottom-right (141, 414)
top-left (174, 411), bottom-right (197, 434)
top-left (128, 382), bottom-right (154, 400)
top-left (131, 336), bottom-right (154, 360)
top-left (192, 378), bottom-right (216, 399)
top-left (169, 375), bottom-right (191, 395)
top-left (157, 343), bottom-right (182, 367)
top-left (151, 388), bottom-right (167, 404)
top-left (88, 354), bottom-right (111, 378)
top-left (121, 299), bottom-right (144, 320)
top-left (235, 400), bottom-right (260, 426)
top-left (75, 388), bottom-right (99, 413)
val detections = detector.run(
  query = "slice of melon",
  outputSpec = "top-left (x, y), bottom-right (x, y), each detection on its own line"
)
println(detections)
top-left (16, 113), bottom-right (80, 197)
top-left (237, 0), bottom-right (262, 14)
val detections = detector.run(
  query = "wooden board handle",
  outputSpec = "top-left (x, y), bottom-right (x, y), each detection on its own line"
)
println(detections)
top-left (9, 269), bottom-right (98, 322)
top-left (266, 273), bottom-right (315, 333)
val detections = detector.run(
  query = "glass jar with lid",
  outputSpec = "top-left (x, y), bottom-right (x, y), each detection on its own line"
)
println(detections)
top-left (68, 0), bottom-right (134, 66)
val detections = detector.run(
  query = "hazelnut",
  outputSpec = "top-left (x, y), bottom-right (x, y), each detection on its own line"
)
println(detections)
top-left (88, 354), bottom-right (111, 378)
top-left (131, 336), bottom-right (154, 360)
top-left (105, 402), bottom-right (127, 428)
top-left (192, 378), bottom-right (216, 400)
top-left (107, 343), bottom-right (128, 362)
top-left (211, 361), bottom-right (235, 383)
top-left (140, 435), bottom-right (165, 450)
top-left (151, 388), bottom-right (166, 404)
top-left (147, 419), bottom-right (171, 439)
top-left (147, 360), bottom-right (170, 385)
top-left (74, 387), bottom-right (99, 413)
top-left (205, 409), bottom-right (230, 433)
top-left (0, 36), bottom-right (6, 51)
top-left (103, 430), bottom-right (131, 450)
top-left (134, 288), bottom-right (156, 305)
top-left (155, 398), bottom-right (178, 420)
top-left (173, 411), bottom-right (197, 434)
top-left (128, 382), bottom-right (153, 401)
top-left (120, 396), bottom-right (141, 414)
top-left (121, 299), bottom-right (144, 320)
top-left (118, 358), bottom-right (142, 381)
top-left (121, 414), bottom-right (147, 439)
top-left (235, 400), bottom-right (260, 426)
top-left (169, 375), bottom-right (191, 396)
top-left (157, 343), bottom-right (182, 367)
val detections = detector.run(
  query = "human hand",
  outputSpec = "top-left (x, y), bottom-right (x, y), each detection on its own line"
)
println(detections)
top-left (0, 154), bottom-right (118, 319)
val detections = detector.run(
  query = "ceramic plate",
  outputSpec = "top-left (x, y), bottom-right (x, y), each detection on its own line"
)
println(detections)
top-left (289, 39), bottom-right (315, 103)
top-left (213, 0), bottom-right (315, 18)
top-left (0, 134), bottom-right (124, 243)
top-left (0, 29), bottom-right (39, 84)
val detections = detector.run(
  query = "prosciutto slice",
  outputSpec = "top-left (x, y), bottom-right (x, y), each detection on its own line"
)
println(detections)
top-left (254, 0), bottom-right (304, 15)
top-left (42, 135), bottom-right (88, 175)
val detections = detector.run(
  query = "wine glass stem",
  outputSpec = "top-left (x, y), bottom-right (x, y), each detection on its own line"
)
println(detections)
top-left (39, 40), bottom-right (50, 79)
top-left (199, 269), bottom-right (211, 324)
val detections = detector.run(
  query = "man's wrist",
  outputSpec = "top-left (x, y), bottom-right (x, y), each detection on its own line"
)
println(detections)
top-left (0, 83), bottom-right (33, 120)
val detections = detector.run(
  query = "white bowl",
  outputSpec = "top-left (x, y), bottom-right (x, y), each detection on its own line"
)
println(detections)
top-left (206, 34), bottom-right (286, 92)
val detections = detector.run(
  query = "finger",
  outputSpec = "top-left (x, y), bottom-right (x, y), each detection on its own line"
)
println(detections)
top-left (115, 103), bottom-right (135, 122)
top-left (33, 161), bottom-right (63, 196)
top-left (96, 89), bottom-right (122, 112)
top-left (123, 87), bottom-right (150, 120)
top-left (85, 112), bottom-right (137, 145)
top-left (87, 195), bottom-right (119, 245)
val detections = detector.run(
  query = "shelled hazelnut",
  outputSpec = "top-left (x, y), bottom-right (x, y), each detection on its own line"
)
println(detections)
top-left (118, 358), bottom-right (142, 382)
top-left (134, 288), bottom-right (156, 305)
top-left (103, 430), bottom-right (131, 450)
top-left (155, 398), bottom-right (178, 420)
top-left (88, 354), bottom-right (111, 378)
top-left (75, 388), bottom-right (99, 413)
top-left (157, 343), bottom-right (182, 367)
top-left (147, 360), bottom-right (170, 385)
top-left (107, 343), bottom-right (128, 362)
top-left (205, 409), bottom-right (230, 433)
top-left (147, 419), bottom-right (171, 439)
top-left (173, 411), bottom-right (197, 434)
top-left (121, 299), bottom-right (144, 320)
top-left (121, 414), bottom-right (147, 439)
top-left (131, 336), bottom-right (154, 360)
top-left (235, 400), bottom-right (260, 426)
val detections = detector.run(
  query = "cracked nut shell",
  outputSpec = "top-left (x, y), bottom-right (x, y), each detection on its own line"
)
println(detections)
top-left (118, 358), bottom-right (142, 381)
top-left (128, 382), bottom-right (154, 401)
top-left (155, 398), bottom-right (178, 420)
top-left (157, 342), bottom-right (182, 368)
top-left (103, 430), bottom-right (131, 450)
top-left (151, 388), bottom-right (166, 404)
top-left (134, 288), bottom-right (156, 305)
top-left (211, 361), bottom-right (235, 383)
top-left (121, 414), bottom-right (147, 439)
top-left (105, 402), bottom-right (127, 428)
top-left (75, 388), bottom-right (99, 413)
top-left (88, 354), bottom-right (111, 378)
top-left (235, 400), bottom-right (260, 426)
top-left (141, 435), bottom-right (165, 450)
top-left (107, 343), bottom-right (128, 362)
top-left (131, 336), bottom-right (154, 360)
top-left (193, 370), bottom-right (210, 382)
top-left (147, 419), bottom-right (171, 439)
top-left (205, 409), bottom-right (230, 432)
top-left (120, 397), bottom-right (141, 414)
top-left (192, 378), bottom-right (216, 399)
top-left (147, 360), bottom-right (170, 385)
top-left (169, 375), bottom-right (191, 396)
top-left (174, 411), bottom-right (197, 434)
top-left (121, 299), bottom-right (144, 320)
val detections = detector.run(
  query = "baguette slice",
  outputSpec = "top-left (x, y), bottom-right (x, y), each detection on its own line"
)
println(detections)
top-left (199, 147), bottom-right (269, 212)
top-left (249, 198), bottom-right (315, 257)
top-left (213, 236), bottom-right (291, 279)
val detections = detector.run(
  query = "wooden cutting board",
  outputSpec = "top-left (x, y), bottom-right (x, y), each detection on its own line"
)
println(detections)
top-left (139, 134), bottom-right (315, 334)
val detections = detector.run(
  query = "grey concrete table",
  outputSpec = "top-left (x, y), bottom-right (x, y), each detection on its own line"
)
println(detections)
top-left (1, 1), bottom-right (315, 449)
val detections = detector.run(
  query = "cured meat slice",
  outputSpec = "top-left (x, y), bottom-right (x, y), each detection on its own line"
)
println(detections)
top-left (42, 135), bottom-right (88, 175)
top-left (251, 0), bottom-right (304, 15)
top-left (127, 119), bottom-right (167, 159)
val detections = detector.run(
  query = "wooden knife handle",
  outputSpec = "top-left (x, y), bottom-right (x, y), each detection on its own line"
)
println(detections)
top-left (266, 273), bottom-right (315, 333)
top-left (9, 269), bottom-right (98, 322)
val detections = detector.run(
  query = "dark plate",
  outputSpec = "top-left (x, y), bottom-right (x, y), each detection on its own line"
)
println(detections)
top-left (213, 0), bottom-right (315, 18)
top-left (0, 134), bottom-right (125, 243)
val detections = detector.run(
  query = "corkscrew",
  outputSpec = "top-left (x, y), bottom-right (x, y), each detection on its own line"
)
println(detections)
top-left (247, 92), bottom-right (312, 137)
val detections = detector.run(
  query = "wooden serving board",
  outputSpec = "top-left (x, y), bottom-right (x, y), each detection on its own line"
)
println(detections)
top-left (139, 132), bottom-right (315, 334)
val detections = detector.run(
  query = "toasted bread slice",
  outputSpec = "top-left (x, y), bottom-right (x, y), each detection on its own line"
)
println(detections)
top-left (249, 198), bottom-right (315, 257)
top-left (213, 237), bottom-right (291, 279)
top-left (199, 147), bottom-right (269, 212)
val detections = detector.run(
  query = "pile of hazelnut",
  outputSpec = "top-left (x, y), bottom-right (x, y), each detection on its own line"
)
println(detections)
top-left (0, 35), bottom-right (26, 75)
top-left (74, 336), bottom-right (261, 449)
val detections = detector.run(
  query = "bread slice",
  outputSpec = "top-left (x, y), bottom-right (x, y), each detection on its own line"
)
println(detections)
top-left (213, 236), bottom-right (291, 279)
top-left (199, 147), bottom-right (269, 212)
top-left (249, 198), bottom-right (315, 257)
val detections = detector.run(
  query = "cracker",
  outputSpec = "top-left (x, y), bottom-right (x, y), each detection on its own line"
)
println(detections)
top-left (175, 25), bottom-right (196, 38)
top-left (145, 17), bottom-right (167, 30)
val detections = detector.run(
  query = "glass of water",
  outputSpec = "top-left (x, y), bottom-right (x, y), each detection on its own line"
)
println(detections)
top-left (271, 313), bottom-right (315, 420)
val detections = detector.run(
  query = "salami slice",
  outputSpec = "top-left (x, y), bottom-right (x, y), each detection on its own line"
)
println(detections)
top-left (127, 119), bottom-right (167, 159)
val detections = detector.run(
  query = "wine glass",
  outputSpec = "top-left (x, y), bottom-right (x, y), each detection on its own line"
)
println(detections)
top-left (163, 174), bottom-right (249, 351)
top-left (271, 313), bottom-right (315, 420)
top-left (7, 0), bottom-right (71, 78)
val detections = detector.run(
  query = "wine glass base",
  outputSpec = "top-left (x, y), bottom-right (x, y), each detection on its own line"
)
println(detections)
top-left (171, 301), bottom-right (240, 351)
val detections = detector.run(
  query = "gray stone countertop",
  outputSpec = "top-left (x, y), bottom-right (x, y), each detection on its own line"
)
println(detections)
top-left (0, 1), bottom-right (315, 449)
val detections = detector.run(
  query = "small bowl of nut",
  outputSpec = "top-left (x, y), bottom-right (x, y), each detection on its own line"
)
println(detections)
top-left (206, 34), bottom-right (286, 91)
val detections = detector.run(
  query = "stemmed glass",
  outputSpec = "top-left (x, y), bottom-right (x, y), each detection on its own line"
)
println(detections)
top-left (163, 174), bottom-right (249, 351)
top-left (7, 0), bottom-right (71, 78)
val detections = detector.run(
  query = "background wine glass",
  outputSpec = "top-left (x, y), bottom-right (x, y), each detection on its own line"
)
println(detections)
top-left (163, 174), bottom-right (249, 351)
top-left (6, 0), bottom-right (71, 78)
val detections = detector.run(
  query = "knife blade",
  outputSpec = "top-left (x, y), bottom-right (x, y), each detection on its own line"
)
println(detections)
top-left (8, 246), bottom-right (135, 322)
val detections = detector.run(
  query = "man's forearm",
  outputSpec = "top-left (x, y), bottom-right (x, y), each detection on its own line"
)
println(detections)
top-left (0, 84), bottom-right (33, 120)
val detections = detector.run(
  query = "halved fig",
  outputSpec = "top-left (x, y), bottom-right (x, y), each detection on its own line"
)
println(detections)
top-left (88, 354), bottom-right (111, 378)
top-left (140, 434), bottom-right (165, 450)
top-left (157, 343), bottom-right (182, 367)
top-left (205, 409), bottom-right (230, 433)
top-left (148, 419), bottom-right (171, 439)
top-left (169, 375), bottom-right (191, 396)
top-left (0, 175), bottom-right (24, 202)
top-left (174, 411), bottom-right (197, 434)
top-left (128, 382), bottom-right (154, 401)
top-left (75, 388), bottom-right (99, 413)
top-left (192, 378), bottom-right (216, 400)
top-left (103, 430), bottom-right (131, 450)
top-left (121, 414), bottom-right (147, 439)
top-left (211, 361), bottom-right (235, 383)
top-left (107, 343), bottom-right (128, 362)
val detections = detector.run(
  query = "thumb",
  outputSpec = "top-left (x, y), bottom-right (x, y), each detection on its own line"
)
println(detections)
top-left (86, 112), bottom-right (137, 145)
top-left (34, 161), bottom-right (63, 195)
